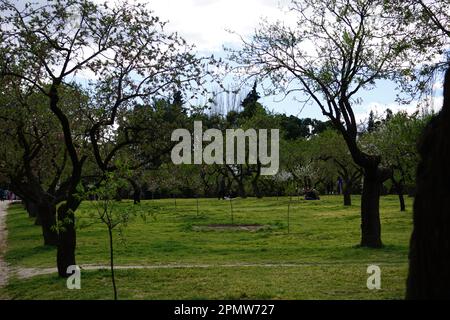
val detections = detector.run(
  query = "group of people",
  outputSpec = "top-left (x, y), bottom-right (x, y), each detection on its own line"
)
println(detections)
top-left (0, 188), bottom-right (17, 201)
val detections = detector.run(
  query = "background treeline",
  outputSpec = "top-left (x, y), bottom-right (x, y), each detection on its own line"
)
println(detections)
top-left (0, 81), bottom-right (425, 208)
top-left (136, 89), bottom-right (431, 209)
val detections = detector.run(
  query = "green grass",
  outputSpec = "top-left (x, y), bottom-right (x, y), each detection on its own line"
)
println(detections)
top-left (0, 195), bottom-right (413, 300)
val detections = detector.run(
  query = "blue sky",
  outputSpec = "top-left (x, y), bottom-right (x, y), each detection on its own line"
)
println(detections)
top-left (31, 0), bottom-right (426, 124)
top-left (140, 0), bottom-right (444, 123)
top-left (11, 0), bottom-right (445, 122)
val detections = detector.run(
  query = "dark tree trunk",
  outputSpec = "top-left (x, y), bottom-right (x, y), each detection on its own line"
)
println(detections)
top-left (108, 227), bottom-right (118, 300)
top-left (340, 138), bottom-right (387, 248)
top-left (133, 191), bottom-right (141, 205)
top-left (399, 193), bottom-right (406, 212)
top-left (406, 68), bottom-right (450, 299)
top-left (56, 203), bottom-right (77, 278)
top-left (25, 200), bottom-right (38, 218)
top-left (217, 176), bottom-right (226, 200)
top-left (251, 163), bottom-right (262, 199)
top-left (343, 189), bottom-right (352, 206)
top-left (360, 168), bottom-right (383, 248)
top-left (38, 202), bottom-right (58, 246)
top-left (252, 180), bottom-right (262, 198)
top-left (34, 212), bottom-right (42, 226)
top-left (128, 178), bottom-right (141, 205)
top-left (392, 177), bottom-right (406, 212)
top-left (15, 192), bottom-right (58, 244)
top-left (343, 179), bottom-right (353, 206)
top-left (237, 181), bottom-right (246, 198)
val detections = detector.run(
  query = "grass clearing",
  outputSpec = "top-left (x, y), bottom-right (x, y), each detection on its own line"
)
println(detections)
top-left (0, 195), bottom-right (413, 299)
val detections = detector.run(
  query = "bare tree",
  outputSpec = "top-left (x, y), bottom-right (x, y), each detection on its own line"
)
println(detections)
top-left (229, 0), bottom-right (433, 247)
top-left (0, 0), bottom-right (209, 276)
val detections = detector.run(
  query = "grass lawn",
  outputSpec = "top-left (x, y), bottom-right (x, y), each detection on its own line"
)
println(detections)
top-left (0, 195), bottom-right (413, 300)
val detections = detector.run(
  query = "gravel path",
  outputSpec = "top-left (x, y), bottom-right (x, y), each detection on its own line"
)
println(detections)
top-left (0, 201), bottom-right (9, 287)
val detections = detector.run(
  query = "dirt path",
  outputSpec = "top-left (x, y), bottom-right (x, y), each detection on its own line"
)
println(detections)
top-left (13, 263), bottom-right (310, 279)
top-left (0, 201), bottom-right (9, 287)
top-left (13, 261), bottom-right (401, 280)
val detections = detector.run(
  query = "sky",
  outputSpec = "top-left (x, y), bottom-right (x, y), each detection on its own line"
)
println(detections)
top-left (13, 0), bottom-right (441, 123)
top-left (141, 0), bottom-right (445, 123)
top-left (148, 0), bottom-right (292, 52)
top-left (15, 0), bottom-right (437, 123)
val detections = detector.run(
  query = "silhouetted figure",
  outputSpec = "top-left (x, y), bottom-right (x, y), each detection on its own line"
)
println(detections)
top-left (406, 67), bottom-right (450, 299)
top-left (337, 176), bottom-right (343, 195)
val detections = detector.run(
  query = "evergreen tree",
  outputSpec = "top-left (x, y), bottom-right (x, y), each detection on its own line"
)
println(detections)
top-left (240, 81), bottom-right (263, 119)
top-left (367, 110), bottom-right (376, 132)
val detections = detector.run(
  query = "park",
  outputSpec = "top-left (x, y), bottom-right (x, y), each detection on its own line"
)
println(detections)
top-left (1, 196), bottom-right (412, 299)
top-left (0, 0), bottom-right (450, 301)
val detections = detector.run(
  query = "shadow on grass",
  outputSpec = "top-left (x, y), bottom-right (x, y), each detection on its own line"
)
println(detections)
top-left (6, 245), bottom-right (55, 265)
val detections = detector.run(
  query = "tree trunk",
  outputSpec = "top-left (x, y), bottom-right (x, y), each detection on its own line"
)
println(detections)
top-left (237, 181), bottom-right (246, 198)
top-left (38, 202), bottom-right (58, 246)
top-left (133, 188), bottom-right (141, 205)
top-left (343, 190), bottom-right (352, 206)
top-left (34, 212), bottom-right (42, 226)
top-left (406, 68), bottom-right (450, 299)
top-left (360, 169), bottom-right (383, 248)
top-left (108, 227), bottom-right (118, 300)
top-left (392, 177), bottom-right (406, 212)
top-left (343, 182), bottom-right (352, 206)
top-left (25, 200), bottom-right (38, 218)
top-left (56, 203), bottom-right (77, 278)
top-left (252, 163), bottom-right (262, 198)
top-left (128, 178), bottom-right (141, 205)
top-left (252, 180), bottom-right (262, 198)
top-left (399, 193), bottom-right (406, 212)
top-left (217, 175), bottom-right (226, 200)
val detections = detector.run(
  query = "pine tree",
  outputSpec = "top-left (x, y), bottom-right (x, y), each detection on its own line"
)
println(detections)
top-left (240, 81), bottom-right (262, 119)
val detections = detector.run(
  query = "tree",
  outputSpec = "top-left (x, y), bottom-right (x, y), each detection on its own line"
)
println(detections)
top-left (0, 0), bottom-right (208, 276)
top-left (367, 111), bottom-right (376, 133)
top-left (0, 79), bottom-right (88, 245)
top-left (385, 0), bottom-right (450, 101)
top-left (240, 81), bottom-right (262, 119)
top-left (238, 103), bottom-right (278, 198)
top-left (84, 170), bottom-right (135, 300)
top-left (312, 129), bottom-right (362, 206)
top-left (229, 0), bottom-right (433, 247)
top-left (362, 111), bottom-right (429, 211)
top-left (277, 115), bottom-right (332, 140)
top-left (406, 68), bottom-right (450, 299)
top-left (381, 0), bottom-right (450, 298)
top-left (279, 138), bottom-right (325, 195)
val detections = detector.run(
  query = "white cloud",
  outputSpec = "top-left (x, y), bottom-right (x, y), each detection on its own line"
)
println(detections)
top-left (132, 0), bottom-right (293, 52)
top-left (433, 81), bottom-right (444, 91)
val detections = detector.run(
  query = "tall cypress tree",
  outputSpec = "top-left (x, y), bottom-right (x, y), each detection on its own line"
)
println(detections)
top-left (367, 110), bottom-right (376, 132)
top-left (240, 81), bottom-right (262, 119)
